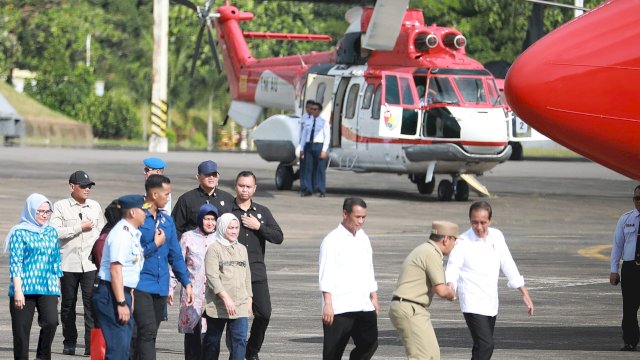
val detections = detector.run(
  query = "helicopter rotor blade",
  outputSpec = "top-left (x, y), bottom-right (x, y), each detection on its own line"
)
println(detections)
top-left (190, 23), bottom-right (206, 78)
top-left (170, 0), bottom-right (198, 12)
top-left (205, 19), bottom-right (223, 74)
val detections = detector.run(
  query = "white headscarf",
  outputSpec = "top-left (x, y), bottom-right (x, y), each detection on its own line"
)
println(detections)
top-left (4, 193), bottom-right (53, 252)
top-left (214, 213), bottom-right (239, 247)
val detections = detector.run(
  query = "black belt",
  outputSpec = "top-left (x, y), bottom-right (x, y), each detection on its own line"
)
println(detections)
top-left (99, 279), bottom-right (134, 293)
top-left (392, 295), bottom-right (425, 308)
top-left (622, 260), bottom-right (640, 266)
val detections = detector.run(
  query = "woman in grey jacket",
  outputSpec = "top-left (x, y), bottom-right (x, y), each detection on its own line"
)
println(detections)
top-left (203, 213), bottom-right (253, 360)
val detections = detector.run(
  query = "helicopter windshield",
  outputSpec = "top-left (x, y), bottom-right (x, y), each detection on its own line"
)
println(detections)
top-left (426, 77), bottom-right (459, 104)
top-left (455, 77), bottom-right (487, 103)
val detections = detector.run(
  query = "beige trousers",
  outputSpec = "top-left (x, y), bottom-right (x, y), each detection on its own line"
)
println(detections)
top-left (389, 300), bottom-right (440, 360)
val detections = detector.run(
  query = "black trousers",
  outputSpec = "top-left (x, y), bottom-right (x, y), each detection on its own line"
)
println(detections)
top-left (60, 270), bottom-right (96, 349)
top-left (463, 312), bottom-right (497, 360)
top-left (621, 261), bottom-right (640, 346)
top-left (184, 320), bottom-right (203, 360)
top-left (322, 311), bottom-right (378, 360)
top-left (131, 290), bottom-right (166, 360)
top-left (10, 295), bottom-right (59, 360)
top-left (246, 280), bottom-right (272, 357)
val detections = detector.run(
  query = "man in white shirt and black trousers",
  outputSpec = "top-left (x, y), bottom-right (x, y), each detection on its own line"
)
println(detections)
top-left (319, 197), bottom-right (378, 360)
top-left (446, 201), bottom-right (534, 360)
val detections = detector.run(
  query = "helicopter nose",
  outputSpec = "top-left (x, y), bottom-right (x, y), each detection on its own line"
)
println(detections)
top-left (505, 0), bottom-right (640, 179)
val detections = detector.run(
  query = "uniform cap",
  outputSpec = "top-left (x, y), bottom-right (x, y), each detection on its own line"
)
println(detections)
top-left (430, 221), bottom-right (459, 238)
top-left (69, 170), bottom-right (95, 186)
top-left (143, 157), bottom-right (166, 170)
top-left (115, 194), bottom-right (146, 210)
top-left (198, 160), bottom-right (219, 175)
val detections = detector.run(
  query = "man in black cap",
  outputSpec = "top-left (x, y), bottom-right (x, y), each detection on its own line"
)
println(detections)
top-left (51, 170), bottom-right (105, 356)
top-left (172, 160), bottom-right (234, 239)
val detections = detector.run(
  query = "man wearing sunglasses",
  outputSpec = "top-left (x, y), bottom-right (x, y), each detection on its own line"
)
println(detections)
top-left (610, 185), bottom-right (640, 352)
top-left (51, 170), bottom-right (105, 356)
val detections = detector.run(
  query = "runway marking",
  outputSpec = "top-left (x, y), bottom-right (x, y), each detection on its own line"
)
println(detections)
top-left (578, 244), bottom-right (611, 261)
top-left (524, 276), bottom-right (606, 290)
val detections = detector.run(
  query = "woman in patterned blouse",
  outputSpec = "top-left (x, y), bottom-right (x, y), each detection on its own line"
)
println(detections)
top-left (5, 193), bottom-right (63, 360)
top-left (169, 203), bottom-right (219, 360)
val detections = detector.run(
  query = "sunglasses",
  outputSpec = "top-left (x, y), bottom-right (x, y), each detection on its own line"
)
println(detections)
top-left (76, 184), bottom-right (93, 189)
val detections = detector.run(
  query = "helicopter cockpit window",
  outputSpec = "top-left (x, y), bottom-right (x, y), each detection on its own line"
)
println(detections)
top-left (455, 77), bottom-right (486, 103)
top-left (362, 84), bottom-right (374, 109)
top-left (487, 79), bottom-right (502, 106)
top-left (372, 85), bottom-right (382, 120)
top-left (427, 77), bottom-right (458, 104)
top-left (384, 75), bottom-right (401, 105)
top-left (345, 84), bottom-right (360, 119)
top-left (316, 83), bottom-right (326, 105)
top-left (400, 77), bottom-right (415, 106)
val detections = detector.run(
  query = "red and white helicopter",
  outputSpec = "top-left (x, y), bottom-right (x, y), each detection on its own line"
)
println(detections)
top-left (176, 0), bottom-right (517, 200)
top-left (506, 0), bottom-right (640, 180)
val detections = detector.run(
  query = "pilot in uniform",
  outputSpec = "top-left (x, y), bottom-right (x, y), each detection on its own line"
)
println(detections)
top-left (610, 185), bottom-right (640, 351)
top-left (92, 195), bottom-right (146, 360)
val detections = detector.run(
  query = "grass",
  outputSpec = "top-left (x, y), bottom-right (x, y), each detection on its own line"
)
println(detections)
top-left (0, 81), bottom-right (77, 123)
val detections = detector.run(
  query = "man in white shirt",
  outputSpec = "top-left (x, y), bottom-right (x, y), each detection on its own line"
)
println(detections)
top-left (51, 170), bottom-right (104, 356)
top-left (446, 201), bottom-right (534, 360)
top-left (319, 197), bottom-right (378, 360)
top-left (300, 102), bottom-right (331, 197)
top-left (610, 185), bottom-right (640, 351)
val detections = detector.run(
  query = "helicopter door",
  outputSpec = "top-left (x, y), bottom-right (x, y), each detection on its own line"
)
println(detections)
top-left (304, 74), bottom-right (335, 120)
top-left (331, 77), bottom-right (351, 148)
top-left (378, 73), bottom-right (419, 138)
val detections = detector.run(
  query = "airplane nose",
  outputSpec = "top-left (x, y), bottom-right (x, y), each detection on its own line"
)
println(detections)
top-left (505, 0), bottom-right (640, 179)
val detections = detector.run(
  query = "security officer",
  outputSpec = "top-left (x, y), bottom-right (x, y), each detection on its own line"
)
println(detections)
top-left (389, 221), bottom-right (458, 360)
top-left (172, 160), bottom-right (234, 239)
top-left (610, 184), bottom-right (640, 352)
top-left (230, 171), bottom-right (283, 360)
top-left (92, 195), bottom-right (146, 360)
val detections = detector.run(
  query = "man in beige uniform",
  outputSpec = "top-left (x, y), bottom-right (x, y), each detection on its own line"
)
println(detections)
top-left (51, 170), bottom-right (104, 355)
top-left (389, 221), bottom-right (458, 360)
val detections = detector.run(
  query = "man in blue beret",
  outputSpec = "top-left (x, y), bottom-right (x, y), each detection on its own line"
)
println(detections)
top-left (93, 194), bottom-right (147, 360)
top-left (143, 157), bottom-right (171, 213)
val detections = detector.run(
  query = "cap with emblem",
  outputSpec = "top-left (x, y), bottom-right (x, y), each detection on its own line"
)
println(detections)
top-left (115, 194), bottom-right (146, 210)
top-left (198, 160), bottom-right (219, 175)
top-left (430, 220), bottom-right (460, 238)
top-left (143, 157), bottom-right (166, 170)
top-left (69, 170), bottom-right (95, 186)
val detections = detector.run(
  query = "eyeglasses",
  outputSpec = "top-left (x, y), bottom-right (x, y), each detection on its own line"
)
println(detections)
top-left (78, 184), bottom-right (93, 189)
top-left (202, 173), bottom-right (219, 178)
top-left (36, 210), bottom-right (53, 216)
top-left (633, 196), bottom-right (640, 202)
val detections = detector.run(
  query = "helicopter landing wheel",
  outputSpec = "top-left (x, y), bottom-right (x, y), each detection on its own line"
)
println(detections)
top-left (437, 179), bottom-right (454, 201)
top-left (454, 180), bottom-right (469, 201)
top-left (275, 163), bottom-right (294, 190)
top-left (415, 175), bottom-right (436, 195)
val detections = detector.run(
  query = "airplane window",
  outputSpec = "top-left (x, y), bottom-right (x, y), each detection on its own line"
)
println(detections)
top-left (384, 75), bottom-right (401, 105)
top-left (345, 84), bottom-right (360, 119)
top-left (400, 77), bottom-right (415, 105)
top-left (362, 84), bottom-right (374, 109)
top-left (455, 77), bottom-right (487, 103)
top-left (372, 85), bottom-right (382, 120)
top-left (316, 83), bottom-right (326, 104)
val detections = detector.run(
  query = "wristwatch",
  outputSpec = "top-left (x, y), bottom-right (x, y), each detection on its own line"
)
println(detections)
top-left (116, 300), bottom-right (127, 307)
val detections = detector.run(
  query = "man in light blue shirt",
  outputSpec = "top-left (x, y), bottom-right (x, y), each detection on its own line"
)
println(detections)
top-left (299, 102), bottom-right (331, 197)
top-left (610, 184), bottom-right (640, 351)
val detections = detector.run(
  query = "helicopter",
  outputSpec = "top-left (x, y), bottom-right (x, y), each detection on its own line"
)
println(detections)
top-left (174, 0), bottom-right (518, 200)
top-left (506, 0), bottom-right (640, 180)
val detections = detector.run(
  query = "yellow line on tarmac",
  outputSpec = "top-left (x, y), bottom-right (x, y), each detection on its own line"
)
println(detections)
top-left (578, 244), bottom-right (611, 261)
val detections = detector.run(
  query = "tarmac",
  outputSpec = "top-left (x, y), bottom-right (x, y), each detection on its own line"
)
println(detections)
top-left (0, 147), bottom-right (638, 359)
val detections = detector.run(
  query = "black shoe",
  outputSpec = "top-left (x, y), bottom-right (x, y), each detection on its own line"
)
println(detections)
top-left (318, 193), bottom-right (326, 198)
top-left (300, 191), bottom-right (312, 197)
top-left (84, 348), bottom-right (91, 355)
top-left (62, 346), bottom-right (75, 355)
top-left (620, 344), bottom-right (637, 351)
top-left (246, 354), bottom-right (260, 360)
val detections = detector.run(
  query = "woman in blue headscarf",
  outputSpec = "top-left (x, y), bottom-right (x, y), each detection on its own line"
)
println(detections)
top-left (5, 193), bottom-right (63, 360)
